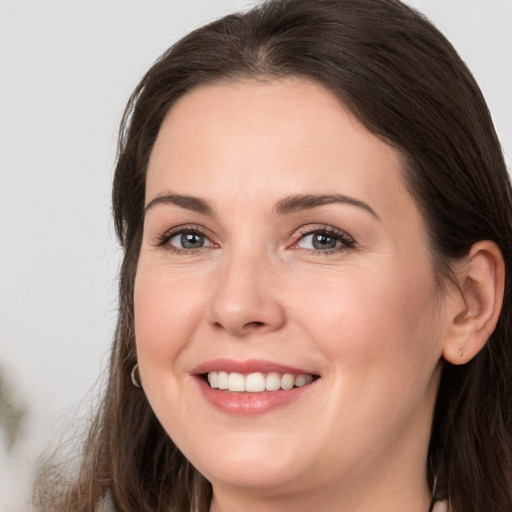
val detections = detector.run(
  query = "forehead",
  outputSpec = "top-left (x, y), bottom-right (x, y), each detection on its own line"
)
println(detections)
top-left (146, 78), bottom-right (415, 226)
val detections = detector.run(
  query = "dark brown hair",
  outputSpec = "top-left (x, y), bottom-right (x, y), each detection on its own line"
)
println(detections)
top-left (35, 1), bottom-right (512, 511)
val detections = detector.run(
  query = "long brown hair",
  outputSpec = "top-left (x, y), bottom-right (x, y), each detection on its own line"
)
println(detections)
top-left (35, 1), bottom-right (512, 510)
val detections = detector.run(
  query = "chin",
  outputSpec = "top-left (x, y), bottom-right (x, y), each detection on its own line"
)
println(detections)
top-left (187, 434), bottom-right (312, 493)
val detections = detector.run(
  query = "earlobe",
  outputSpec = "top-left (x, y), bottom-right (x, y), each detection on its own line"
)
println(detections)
top-left (443, 241), bottom-right (505, 365)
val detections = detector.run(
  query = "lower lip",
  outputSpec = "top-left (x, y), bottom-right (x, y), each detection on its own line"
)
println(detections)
top-left (195, 377), bottom-right (316, 415)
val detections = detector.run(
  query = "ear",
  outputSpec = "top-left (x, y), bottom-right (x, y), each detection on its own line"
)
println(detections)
top-left (443, 240), bottom-right (505, 365)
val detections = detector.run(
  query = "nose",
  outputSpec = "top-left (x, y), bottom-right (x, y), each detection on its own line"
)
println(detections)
top-left (207, 251), bottom-right (286, 337)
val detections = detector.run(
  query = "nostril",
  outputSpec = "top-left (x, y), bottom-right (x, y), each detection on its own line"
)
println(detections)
top-left (244, 321), bottom-right (265, 329)
top-left (211, 319), bottom-right (267, 334)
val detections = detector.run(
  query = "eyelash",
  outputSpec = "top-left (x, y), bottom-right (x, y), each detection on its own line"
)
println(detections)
top-left (155, 225), bottom-right (215, 255)
top-left (155, 224), bottom-right (356, 255)
top-left (289, 225), bottom-right (356, 255)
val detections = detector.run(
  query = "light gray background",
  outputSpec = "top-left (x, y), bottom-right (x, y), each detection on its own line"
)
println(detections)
top-left (1, 1), bottom-right (511, 509)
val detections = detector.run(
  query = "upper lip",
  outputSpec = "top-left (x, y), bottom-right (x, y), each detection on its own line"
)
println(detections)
top-left (191, 358), bottom-right (318, 376)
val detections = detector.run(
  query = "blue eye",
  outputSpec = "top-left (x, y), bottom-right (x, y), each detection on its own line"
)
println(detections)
top-left (158, 228), bottom-right (215, 252)
top-left (294, 227), bottom-right (355, 253)
top-left (169, 232), bottom-right (209, 249)
top-left (298, 232), bottom-right (341, 250)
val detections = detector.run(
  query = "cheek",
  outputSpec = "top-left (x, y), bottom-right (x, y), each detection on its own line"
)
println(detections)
top-left (133, 267), bottom-right (206, 376)
top-left (133, 266), bottom-right (211, 443)
top-left (291, 261), bottom-right (441, 372)
top-left (289, 262), bottom-right (442, 449)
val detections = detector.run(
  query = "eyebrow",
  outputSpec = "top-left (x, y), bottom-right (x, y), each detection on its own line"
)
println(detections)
top-left (274, 194), bottom-right (379, 218)
top-left (144, 192), bottom-right (378, 219)
top-left (145, 193), bottom-right (214, 215)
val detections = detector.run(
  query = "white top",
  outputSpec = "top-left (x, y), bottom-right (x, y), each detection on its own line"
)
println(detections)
top-left (96, 495), bottom-right (450, 511)
top-left (433, 501), bottom-right (448, 512)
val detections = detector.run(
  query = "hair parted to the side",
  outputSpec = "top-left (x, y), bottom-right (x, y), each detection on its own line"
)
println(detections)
top-left (34, 1), bottom-right (512, 511)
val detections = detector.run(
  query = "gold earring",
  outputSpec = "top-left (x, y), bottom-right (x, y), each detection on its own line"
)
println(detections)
top-left (459, 345), bottom-right (464, 358)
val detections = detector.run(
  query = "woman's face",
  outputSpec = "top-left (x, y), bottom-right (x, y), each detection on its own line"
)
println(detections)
top-left (134, 79), bottom-right (447, 504)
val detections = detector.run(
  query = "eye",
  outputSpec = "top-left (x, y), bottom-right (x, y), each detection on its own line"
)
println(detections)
top-left (169, 231), bottom-right (212, 250)
top-left (156, 226), bottom-right (216, 253)
top-left (291, 226), bottom-right (355, 254)
top-left (299, 232), bottom-right (340, 250)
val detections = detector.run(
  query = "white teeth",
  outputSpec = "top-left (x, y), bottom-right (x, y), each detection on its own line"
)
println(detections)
top-left (207, 372), bottom-right (219, 389)
top-left (228, 372), bottom-right (245, 392)
top-left (266, 372), bottom-right (281, 391)
top-left (246, 372), bottom-right (266, 392)
top-left (218, 371), bottom-right (229, 390)
top-left (205, 371), bottom-right (315, 392)
top-left (294, 374), bottom-right (307, 387)
top-left (280, 373), bottom-right (295, 390)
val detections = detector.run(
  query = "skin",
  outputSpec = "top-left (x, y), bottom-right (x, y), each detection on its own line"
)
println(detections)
top-left (134, 78), bottom-right (487, 512)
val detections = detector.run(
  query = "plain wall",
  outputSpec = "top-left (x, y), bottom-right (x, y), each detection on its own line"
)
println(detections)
top-left (1, 1), bottom-right (511, 509)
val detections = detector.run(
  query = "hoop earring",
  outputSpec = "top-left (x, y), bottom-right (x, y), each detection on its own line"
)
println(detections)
top-left (131, 363), bottom-right (141, 388)
top-left (427, 474), bottom-right (439, 512)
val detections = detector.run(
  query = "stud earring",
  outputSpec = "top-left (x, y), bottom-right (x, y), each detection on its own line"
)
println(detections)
top-left (131, 363), bottom-right (141, 388)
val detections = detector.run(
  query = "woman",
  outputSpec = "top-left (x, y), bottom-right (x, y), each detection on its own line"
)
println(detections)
top-left (35, 0), bottom-right (512, 511)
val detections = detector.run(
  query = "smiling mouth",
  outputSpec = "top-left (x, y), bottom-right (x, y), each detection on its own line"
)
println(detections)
top-left (204, 371), bottom-right (317, 393)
